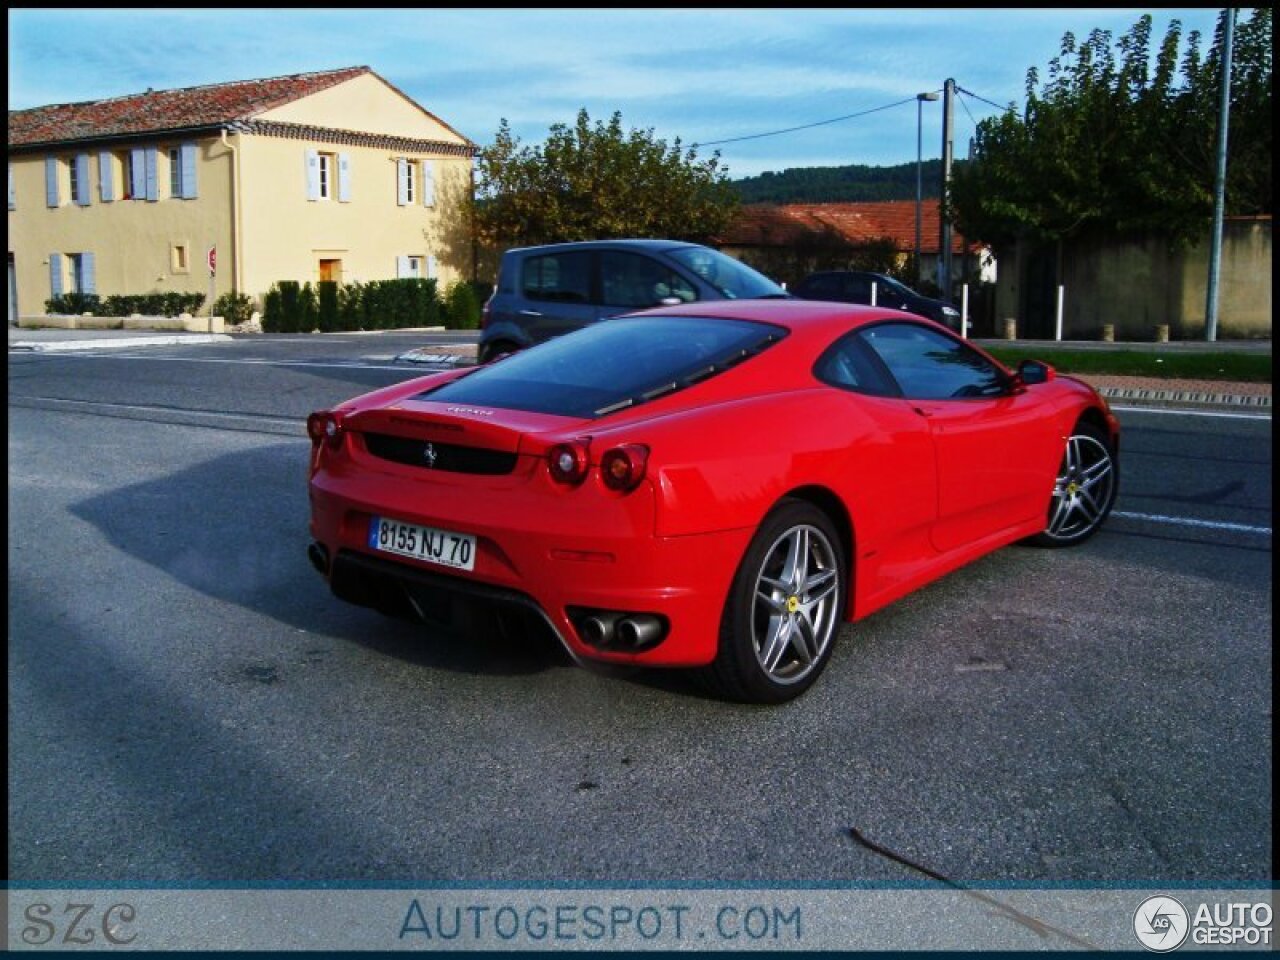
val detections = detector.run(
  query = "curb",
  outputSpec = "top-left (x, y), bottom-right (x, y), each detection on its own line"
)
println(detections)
top-left (1096, 386), bottom-right (1271, 408)
top-left (9, 335), bottom-right (233, 353)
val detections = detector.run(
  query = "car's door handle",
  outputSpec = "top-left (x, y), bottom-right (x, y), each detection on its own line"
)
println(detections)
top-left (519, 309), bottom-right (543, 317)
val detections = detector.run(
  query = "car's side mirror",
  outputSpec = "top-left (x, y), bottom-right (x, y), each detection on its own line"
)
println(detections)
top-left (1016, 359), bottom-right (1056, 385)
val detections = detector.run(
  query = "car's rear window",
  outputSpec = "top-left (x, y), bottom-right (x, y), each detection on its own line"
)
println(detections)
top-left (419, 316), bottom-right (786, 418)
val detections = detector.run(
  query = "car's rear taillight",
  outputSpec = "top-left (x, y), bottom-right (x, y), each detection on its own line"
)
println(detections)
top-left (306, 410), bottom-right (345, 450)
top-left (600, 444), bottom-right (649, 492)
top-left (480, 294), bottom-right (493, 329)
top-left (547, 441), bottom-right (590, 485)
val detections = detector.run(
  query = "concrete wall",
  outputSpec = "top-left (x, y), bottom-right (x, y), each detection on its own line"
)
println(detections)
top-left (996, 217), bottom-right (1272, 340)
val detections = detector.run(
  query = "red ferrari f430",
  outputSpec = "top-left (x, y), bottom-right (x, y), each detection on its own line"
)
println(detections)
top-left (307, 300), bottom-right (1119, 702)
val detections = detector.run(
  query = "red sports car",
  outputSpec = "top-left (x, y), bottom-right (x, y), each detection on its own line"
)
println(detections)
top-left (307, 300), bottom-right (1119, 702)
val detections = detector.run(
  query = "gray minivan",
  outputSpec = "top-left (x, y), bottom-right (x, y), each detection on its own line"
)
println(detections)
top-left (477, 239), bottom-right (788, 362)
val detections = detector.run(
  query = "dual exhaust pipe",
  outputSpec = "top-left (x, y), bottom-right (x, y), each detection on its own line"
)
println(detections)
top-left (578, 611), bottom-right (666, 651)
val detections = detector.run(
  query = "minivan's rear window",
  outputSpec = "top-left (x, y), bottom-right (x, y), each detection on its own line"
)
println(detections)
top-left (419, 316), bottom-right (785, 418)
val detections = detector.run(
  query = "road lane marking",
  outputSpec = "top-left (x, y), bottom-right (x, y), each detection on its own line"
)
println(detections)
top-left (1111, 511), bottom-right (1271, 536)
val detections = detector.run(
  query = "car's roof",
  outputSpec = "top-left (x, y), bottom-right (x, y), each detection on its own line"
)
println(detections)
top-left (634, 297), bottom-right (919, 341)
top-left (506, 238), bottom-right (701, 255)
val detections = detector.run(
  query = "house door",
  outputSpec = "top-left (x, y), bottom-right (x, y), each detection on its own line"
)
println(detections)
top-left (319, 259), bottom-right (342, 283)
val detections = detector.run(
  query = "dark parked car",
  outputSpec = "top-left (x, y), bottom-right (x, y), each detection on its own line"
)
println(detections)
top-left (793, 270), bottom-right (967, 333)
top-left (478, 239), bottom-right (788, 362)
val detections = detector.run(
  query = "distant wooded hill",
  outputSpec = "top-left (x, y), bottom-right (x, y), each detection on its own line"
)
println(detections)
top-left (731, 159), bottom-right (947, 204)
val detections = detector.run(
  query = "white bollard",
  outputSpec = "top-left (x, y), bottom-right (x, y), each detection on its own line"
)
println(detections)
top-left (961, 284), bottom-right (969, 339)
top-left (1055, 284), bottom-right (1065, 341)
top-left (870, 281), bottom-right (877, 307)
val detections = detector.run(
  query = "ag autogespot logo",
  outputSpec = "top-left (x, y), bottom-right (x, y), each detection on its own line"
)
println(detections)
top-left (1134, 895), bottom-right (1190, 952)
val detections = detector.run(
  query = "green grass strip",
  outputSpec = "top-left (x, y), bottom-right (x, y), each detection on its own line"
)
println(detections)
top-left (983, 348), bottom-right (1272, 382)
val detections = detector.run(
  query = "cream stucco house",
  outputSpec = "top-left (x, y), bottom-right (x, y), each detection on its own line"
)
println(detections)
top-left (7, 66), bottom-right (476, 321)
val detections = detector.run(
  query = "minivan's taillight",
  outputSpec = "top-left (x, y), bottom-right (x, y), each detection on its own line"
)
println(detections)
top-left (547, 441), bottom-right (589, 485)
top-left (481, 294), bottom-right (493, 329)
top-left (600, 444), bottom-right (649, 492)
top-left (306, 410), bottom-right (345, 450)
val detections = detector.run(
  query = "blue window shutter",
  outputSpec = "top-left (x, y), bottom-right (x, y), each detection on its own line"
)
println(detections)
top-left (337, 153), bottom-right (351, 202)
top-left (99, 151), bottom-right (114, 202)
top-left (8, 163), bottom-right (14, 210)
top-left (144, 147), bottom-right (159, 201)
top-left (422, 160), bottom-right (436, 207)
top-left (75, 154), bottom-right (91, 205)
top-left (181, 142), bottom-right (198, 199)
top-left (305, 150), bottom-right (320, 201)
top-left (49, 253), bottom-right (63, 296)
top-left (45, 156), bottom-right (59, 207)
top-left (396, 158), bottom-right (408, 206)
top-left (81, 252), bottom-right (97, 294)
top-left (130, 148), bottom-right (145, 199)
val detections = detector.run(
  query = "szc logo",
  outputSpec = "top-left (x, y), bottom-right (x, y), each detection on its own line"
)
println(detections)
top-left (1134, 895), bottom-right (1189, 952)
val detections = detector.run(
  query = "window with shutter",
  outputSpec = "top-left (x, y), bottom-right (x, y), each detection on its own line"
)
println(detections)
top-left (45, 156), bottom-right (59, 207)
top-left (422, 160), bottom-right (436, 207)
top-left (99, 151), bottom-right (114, 202)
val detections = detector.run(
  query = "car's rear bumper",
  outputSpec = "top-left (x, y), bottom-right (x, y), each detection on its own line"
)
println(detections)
top-left (308, 463), bottom-right (753, 667)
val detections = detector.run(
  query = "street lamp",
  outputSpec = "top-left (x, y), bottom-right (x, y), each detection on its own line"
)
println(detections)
top-left (915, 91), bottom-right (939, 289)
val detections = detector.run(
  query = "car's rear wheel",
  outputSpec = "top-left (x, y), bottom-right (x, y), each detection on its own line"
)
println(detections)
top-left (703, 499), bottom-right (846, 704)
top-left (1028, 421), bottom-right (1118, 547)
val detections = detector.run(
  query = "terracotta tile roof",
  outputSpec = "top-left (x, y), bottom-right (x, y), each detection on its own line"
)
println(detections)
top-left (8, 66), bottom-right (371, 147)
top-left (719, 201), bottom-right (981, 255)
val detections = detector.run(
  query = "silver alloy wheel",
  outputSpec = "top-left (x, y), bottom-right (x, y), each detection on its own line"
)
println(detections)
top-left (1044, 432), bottom-right (1116, 540)
top-left (751, 523), bottom-right (841, 685)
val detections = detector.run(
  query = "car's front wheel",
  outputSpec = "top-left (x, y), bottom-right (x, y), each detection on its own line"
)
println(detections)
top-left (703, 499), bottom-right (846, 704)
top-left (1029, 421), bottom-right (1118, 547)
top-left (478, 340), bottom-right (519, 364)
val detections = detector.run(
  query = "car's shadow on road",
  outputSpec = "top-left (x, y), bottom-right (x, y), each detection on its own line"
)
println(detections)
top-left (69, 439), bottom-right (574, 679)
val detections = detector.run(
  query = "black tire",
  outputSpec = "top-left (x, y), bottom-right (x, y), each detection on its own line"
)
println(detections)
top-left (478, 340), bottom-right (519, 364)
top-left (702, 499), bottom-right (847, 704)
top-left (1027, 421), bottom-right (1118, 548)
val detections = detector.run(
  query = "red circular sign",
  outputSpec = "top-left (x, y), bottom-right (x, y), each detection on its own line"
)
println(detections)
top-left (207, 246), bottom-right (217, 274)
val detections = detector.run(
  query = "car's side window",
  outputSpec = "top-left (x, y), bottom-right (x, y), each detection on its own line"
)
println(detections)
top-left (521, 252), bottom-right (592, 303)
top-left (813, 331), bottom-right (900, 397)
top-left (843, 276), bottom-right (871, 303)
top-left (599, 252), bottom-right (697, 308)
top-left (804, 274), bottom-right (841, 297)
top-left (856, 322), bottom-right (1008, 400)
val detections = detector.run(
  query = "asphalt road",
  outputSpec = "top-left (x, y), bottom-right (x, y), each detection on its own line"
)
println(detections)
top-left (7, 334), bottom-right (1272, 885)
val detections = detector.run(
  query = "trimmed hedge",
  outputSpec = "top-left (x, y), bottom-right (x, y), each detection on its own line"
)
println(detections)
top-left (46, 291), bottom-right (205, 317)
top-left (264, 277), bottom-right (442, 332)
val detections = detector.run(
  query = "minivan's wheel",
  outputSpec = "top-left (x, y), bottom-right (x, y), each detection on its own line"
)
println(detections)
top-left (478, 340), bottom-right (519, 364)
top-left (1029, 422), bottom-right (1118, 548)
top-left (703, 499), bottom-right (846, 704)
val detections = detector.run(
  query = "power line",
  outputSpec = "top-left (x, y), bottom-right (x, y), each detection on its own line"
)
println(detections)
top-left (694, 95), bottom-right (922, 147)
top-left (954, 84), bottom-right (1017, 113)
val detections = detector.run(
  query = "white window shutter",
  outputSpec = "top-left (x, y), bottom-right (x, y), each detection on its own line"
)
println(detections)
top-left (45, 156), bottom-right (59, 207)
top-left (396, 255), bottom-right (411, 279)
top-left (305, 150), bottom-right (320, 201)
top-left (181, 143), bottom-right (198, 198)
top-left (81, 252), bottom-right (97, 294)
top-left (144, 147), bottom-right (159, 201)
top-left (49, 253), bottom-right (63, 296)
top-left (422, 160), bottom-right (435, 207)
top-left (427, 255), bottom-right (438, 280)
top-left (396, 158), bottom-right (409, 206)
top-left (337, 153), bottom-right (351, 202)
top-left (8, 163), bottom-right (14, 210)
top-left (75, 154), bottom-right (91, 205)
top-left (99, 151), bottom-right (114, 202)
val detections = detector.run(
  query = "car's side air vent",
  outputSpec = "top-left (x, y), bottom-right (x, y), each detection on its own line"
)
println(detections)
top-left (362, 433), bottom-right (517, 475)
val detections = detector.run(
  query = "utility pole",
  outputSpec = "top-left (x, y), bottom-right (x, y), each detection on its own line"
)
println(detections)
top-left (1205, 7), bottom-right (1235, 342)
top-left (938, 78), bottom-right (956, 301)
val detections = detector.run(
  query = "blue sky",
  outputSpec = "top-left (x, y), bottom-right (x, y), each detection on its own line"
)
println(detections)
top-left (8, 8), bottom-right (1224, 179)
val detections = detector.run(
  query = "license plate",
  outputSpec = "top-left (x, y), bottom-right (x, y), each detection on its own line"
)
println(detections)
top-left (368, 516), bottom-right (476, 572)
